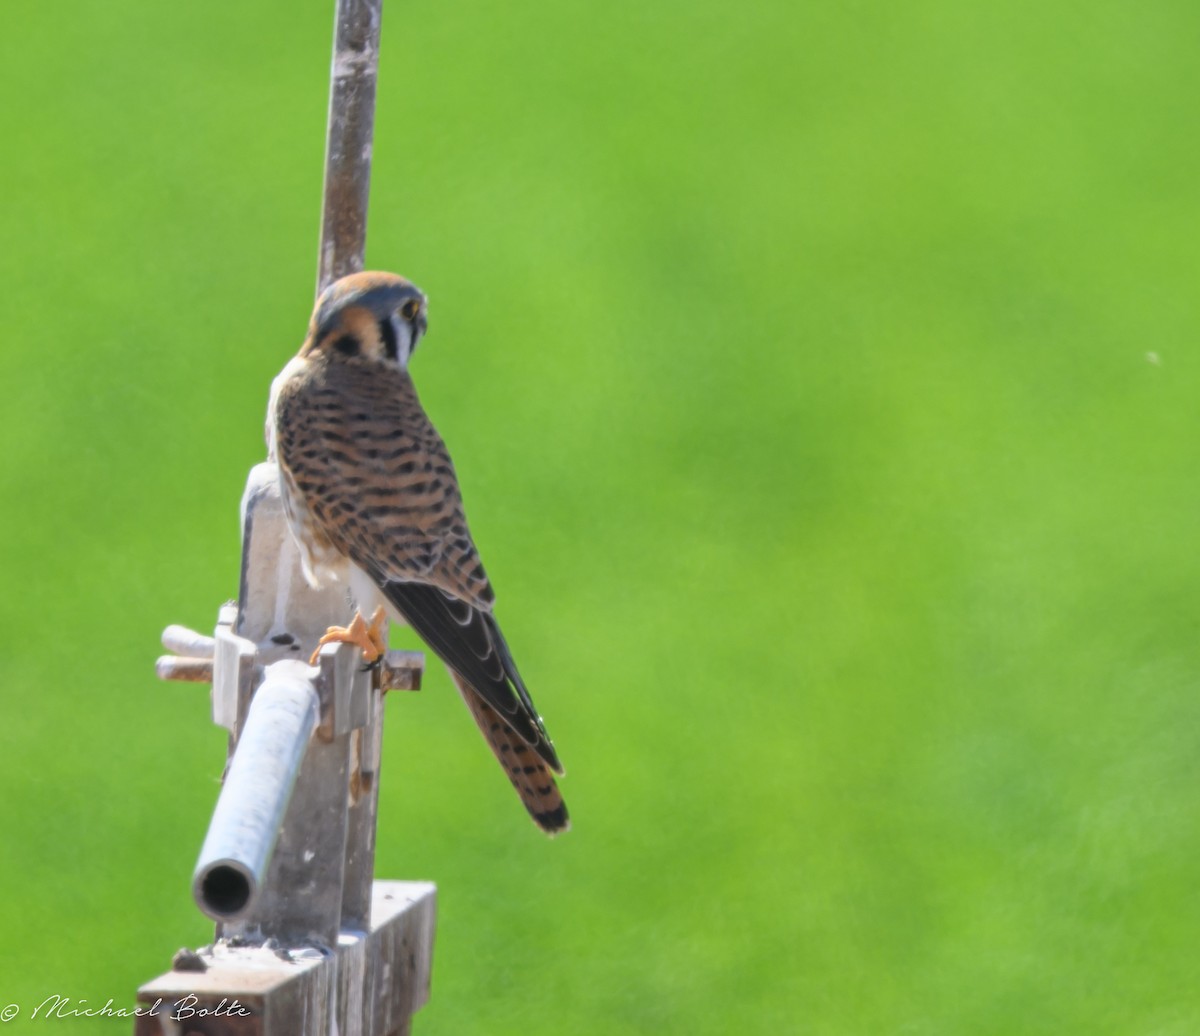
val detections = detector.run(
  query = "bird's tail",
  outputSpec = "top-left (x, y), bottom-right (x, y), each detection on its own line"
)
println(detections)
top-left (450, 669), bottom-right (570, 835)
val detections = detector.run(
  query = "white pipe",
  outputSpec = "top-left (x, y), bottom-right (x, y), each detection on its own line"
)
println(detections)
top-left (192, 660), bottom-right (319, 921)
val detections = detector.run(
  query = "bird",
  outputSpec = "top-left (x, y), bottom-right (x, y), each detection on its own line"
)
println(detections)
top-left (267, 270), bottom-right (568, 834)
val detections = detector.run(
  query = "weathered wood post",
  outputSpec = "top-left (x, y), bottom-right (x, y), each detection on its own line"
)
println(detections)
top-left (134, 1), bottom-right (437, 1032)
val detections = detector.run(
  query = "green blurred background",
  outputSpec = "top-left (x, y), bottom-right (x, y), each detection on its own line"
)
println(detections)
top-left (2, 0), bottom-right (1198, 1032)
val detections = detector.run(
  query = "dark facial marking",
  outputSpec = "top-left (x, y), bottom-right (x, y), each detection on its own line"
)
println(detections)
top-left (333, 334), bottom-right (360, 357)
top-left (378, 318), bottom-right (399, 361)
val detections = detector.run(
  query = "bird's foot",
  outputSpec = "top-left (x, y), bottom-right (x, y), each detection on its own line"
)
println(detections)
top-left (310, 606), bottom-right (388, 666)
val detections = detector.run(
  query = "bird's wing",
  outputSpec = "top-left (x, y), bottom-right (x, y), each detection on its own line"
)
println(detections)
top-left (370, 576), bottom-right (562, 772)
top-left (274, 358), bottom-right (562, 772)
top-left (275, 357), bottom-right (495, 606)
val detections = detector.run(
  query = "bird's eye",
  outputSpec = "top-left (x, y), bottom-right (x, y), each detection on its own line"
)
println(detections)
top-left (400, 298), bottom-right (421, 322)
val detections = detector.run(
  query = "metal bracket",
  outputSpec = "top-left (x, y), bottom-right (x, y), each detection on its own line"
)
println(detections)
top-left (153, 464), bottom-right (424, 943)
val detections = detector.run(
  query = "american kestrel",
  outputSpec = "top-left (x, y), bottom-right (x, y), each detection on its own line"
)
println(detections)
top-left (268, 271), bottom-right (568, 834)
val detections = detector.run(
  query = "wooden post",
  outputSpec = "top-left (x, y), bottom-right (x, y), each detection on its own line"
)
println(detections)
top-left (317, 0), bottom-right (382, 294)
top-left (135, 883), bottom-right (434, 1036)
top-left (137, 0), bottom-right (437, 1031)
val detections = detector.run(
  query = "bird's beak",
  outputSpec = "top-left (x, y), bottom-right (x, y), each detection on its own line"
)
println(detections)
top-left (410, 309), bottom-right (428, 345)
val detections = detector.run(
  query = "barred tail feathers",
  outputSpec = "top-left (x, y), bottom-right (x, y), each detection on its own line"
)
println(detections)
top-left (450, 669), bottom-right (570, 835)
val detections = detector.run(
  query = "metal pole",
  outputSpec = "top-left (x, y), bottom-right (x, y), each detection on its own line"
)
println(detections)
top-left (192, 661), bottom-right (320, 921)
top-left (316, 0), bottom-right (383, 294)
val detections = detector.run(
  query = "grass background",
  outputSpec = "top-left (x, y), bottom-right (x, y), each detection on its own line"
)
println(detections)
top-left (2, 0), bottom-right (1199, 1032)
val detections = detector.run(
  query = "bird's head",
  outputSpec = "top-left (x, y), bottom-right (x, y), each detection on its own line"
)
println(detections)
top-left (300, 271), bottom-right (428, 369)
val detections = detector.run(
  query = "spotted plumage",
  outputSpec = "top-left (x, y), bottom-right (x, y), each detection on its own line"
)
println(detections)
top-left (268, 271), bottom-right (567, 834)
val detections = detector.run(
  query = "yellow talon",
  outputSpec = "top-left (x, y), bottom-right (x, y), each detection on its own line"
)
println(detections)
top-left (310, 605), bottom-right (388, 665)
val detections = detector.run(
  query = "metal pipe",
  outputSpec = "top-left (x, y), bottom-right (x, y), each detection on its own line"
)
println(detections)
top-left (316, 0), bottom-right (383, 294)
top-left (192, 661), bottom-right (320, 921)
